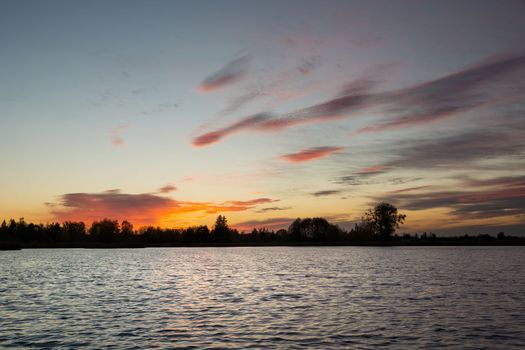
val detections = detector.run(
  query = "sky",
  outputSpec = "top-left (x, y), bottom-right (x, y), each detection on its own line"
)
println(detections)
top-left (1, 0), bottom-right (525, 235)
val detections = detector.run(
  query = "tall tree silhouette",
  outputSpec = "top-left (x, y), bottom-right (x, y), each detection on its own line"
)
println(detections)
top-left (212, 215), bottom-right (230, 242)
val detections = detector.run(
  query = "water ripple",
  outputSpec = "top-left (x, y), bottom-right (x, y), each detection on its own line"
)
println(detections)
top-left (1, 247), bottom-right (524, 349)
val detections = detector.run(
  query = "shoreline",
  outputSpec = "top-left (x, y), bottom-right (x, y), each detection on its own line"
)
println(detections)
top-left (2, 240), bottom-right (525, 250)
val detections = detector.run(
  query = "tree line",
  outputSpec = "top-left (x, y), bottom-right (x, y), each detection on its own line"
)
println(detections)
top-left (0, 203), bottom-right (523, 248)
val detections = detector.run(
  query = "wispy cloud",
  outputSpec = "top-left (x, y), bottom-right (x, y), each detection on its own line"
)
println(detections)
top-left (221, 89), bottom-right (262, 115)
top-left (388, 185), bottom-right (432, 194)
top-left (158, 184), bottom-right (177, 193)
top-left (220, 56), bottom-right (322, 115)
top-left (312, 190), bottom-right (341, 197)
top-left (192, 113), bottom-right (272, 147)
top-left (335, 165), bottom-right (388, 186)
top-left (358, 165), bottom-right (387, 174)
top-left (193, 52), bottom-right (525, 146)
top-left (181, 199), bottom-right (276, 215)
top-left (460, 175), bottom-right (525, 188)
top-left (192, 75), bottom-right (377, 146)
top-left (376, 175), bottom-right (525, 220)
top-left (336, 172), bottom-right (422, 187)
top-left (335, 175), bottom-right (379, 186)
top-left (296, 55), bottom-right (323, 75)
top-left (280, 146), bottom-right (344, 163)
top-left (255, 206), bottom-right (291, 213)
top-left (383, 130), bottom-right (525, 170)
top-left (225, 198), bottom-right (276, 206)
top-left (356, 53), bottom-right (525, 133)
top-left (141, 102), bottom-right (179, 116)
top-left (191, 79), bottom-right (376, 146)
top-left (193, 66), bottom-right (379, 146)
top-left (196, 55), bottom-right (252, 93)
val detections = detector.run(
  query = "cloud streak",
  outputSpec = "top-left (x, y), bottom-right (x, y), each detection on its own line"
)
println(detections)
top-left (388, 185), bottom-right (432, 194)
top-left (312, 190), bottom-right (341, 197)
top-left (193, 52), bottom-right (525, 146)
top-left (356, 53), bottom-right (525, 133)
top-left (196, 55), bottom-right (252, 93)
top-left (255, 206), bottom-right (291, 213)
top-left (376, 175), bottom-right (525, 220)
top-left (220, 55), bottom-right (323, 114)
top-left (192, 113), bottom-right (272, 147)
top-left (280, 146), bottom-right (344, 163)
top-left (359, 165), bottom-right (387, 174)
top-left (226, 198), bottom-right (276, 206)
top-left (384, 130), bottom-right (525, 170)
top-left (192, 78), bottom-right (377, 147)
top-left (158, 185), bottom-right (177, 193)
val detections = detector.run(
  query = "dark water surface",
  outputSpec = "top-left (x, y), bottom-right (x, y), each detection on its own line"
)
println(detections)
top-left (1, 247), bottom-right (524, 349)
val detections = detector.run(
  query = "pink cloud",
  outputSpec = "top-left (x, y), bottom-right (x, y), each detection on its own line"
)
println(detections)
top-left (192, 86), bottom-right (374, 146)
top-left (359, 165), bottom-right (387, 174)
top-left (280, 146), bottom-right (344, 163)
top-left (192, 131), bottom-right (224, 147)
top-left (111, 138), bottom-right (124, 147)
top-left (192, 113), bottom-right (272, 147)
top-left (110, 125), bottom-right (129, 147)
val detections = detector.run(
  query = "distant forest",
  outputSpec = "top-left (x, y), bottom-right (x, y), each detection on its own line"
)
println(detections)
top-left (1, 203), bottom-right (523, 248)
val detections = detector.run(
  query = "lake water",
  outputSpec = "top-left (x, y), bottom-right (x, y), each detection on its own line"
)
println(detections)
top-left (1, 247), bottom-right (524, 349)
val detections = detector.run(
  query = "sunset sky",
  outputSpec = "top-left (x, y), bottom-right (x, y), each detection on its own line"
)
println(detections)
top-left (1, 0), bottom-right (525, 235)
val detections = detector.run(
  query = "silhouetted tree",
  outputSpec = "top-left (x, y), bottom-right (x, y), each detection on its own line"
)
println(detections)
top-left (363, 202), bottom-right (406, 240)
top-left (348, 221), bottom-right (375, 241)
top-left (194, 225), bottom-right (211, 242)
top-left (287, 217), bottom-right (344, 241)
top-left (0, 220), bottom-right (7, 242)
top-left (62, 221), bottom-right (86, 242)
top-left (183, 226), bottom-right (198, 244)
top-left (139, 225), bottom-right (161, 243)
top-left (47, 222), bottom-right (62, 242)
top-left (212, 215), bottom-right (230, 242)
top-left (89, 219), bottom-right (120, 243)
top-left (276, 229), bottom-right (287, 240)
top-left (121, 220), bottom-right (134, 241)
top-left (288, 218), bottom-right (302, 241)
top-left (4, 209), bottom-right (524, 248)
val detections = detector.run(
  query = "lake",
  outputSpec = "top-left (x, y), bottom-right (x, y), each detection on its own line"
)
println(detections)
top-left (1, 247), bottom-right (524, 349)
